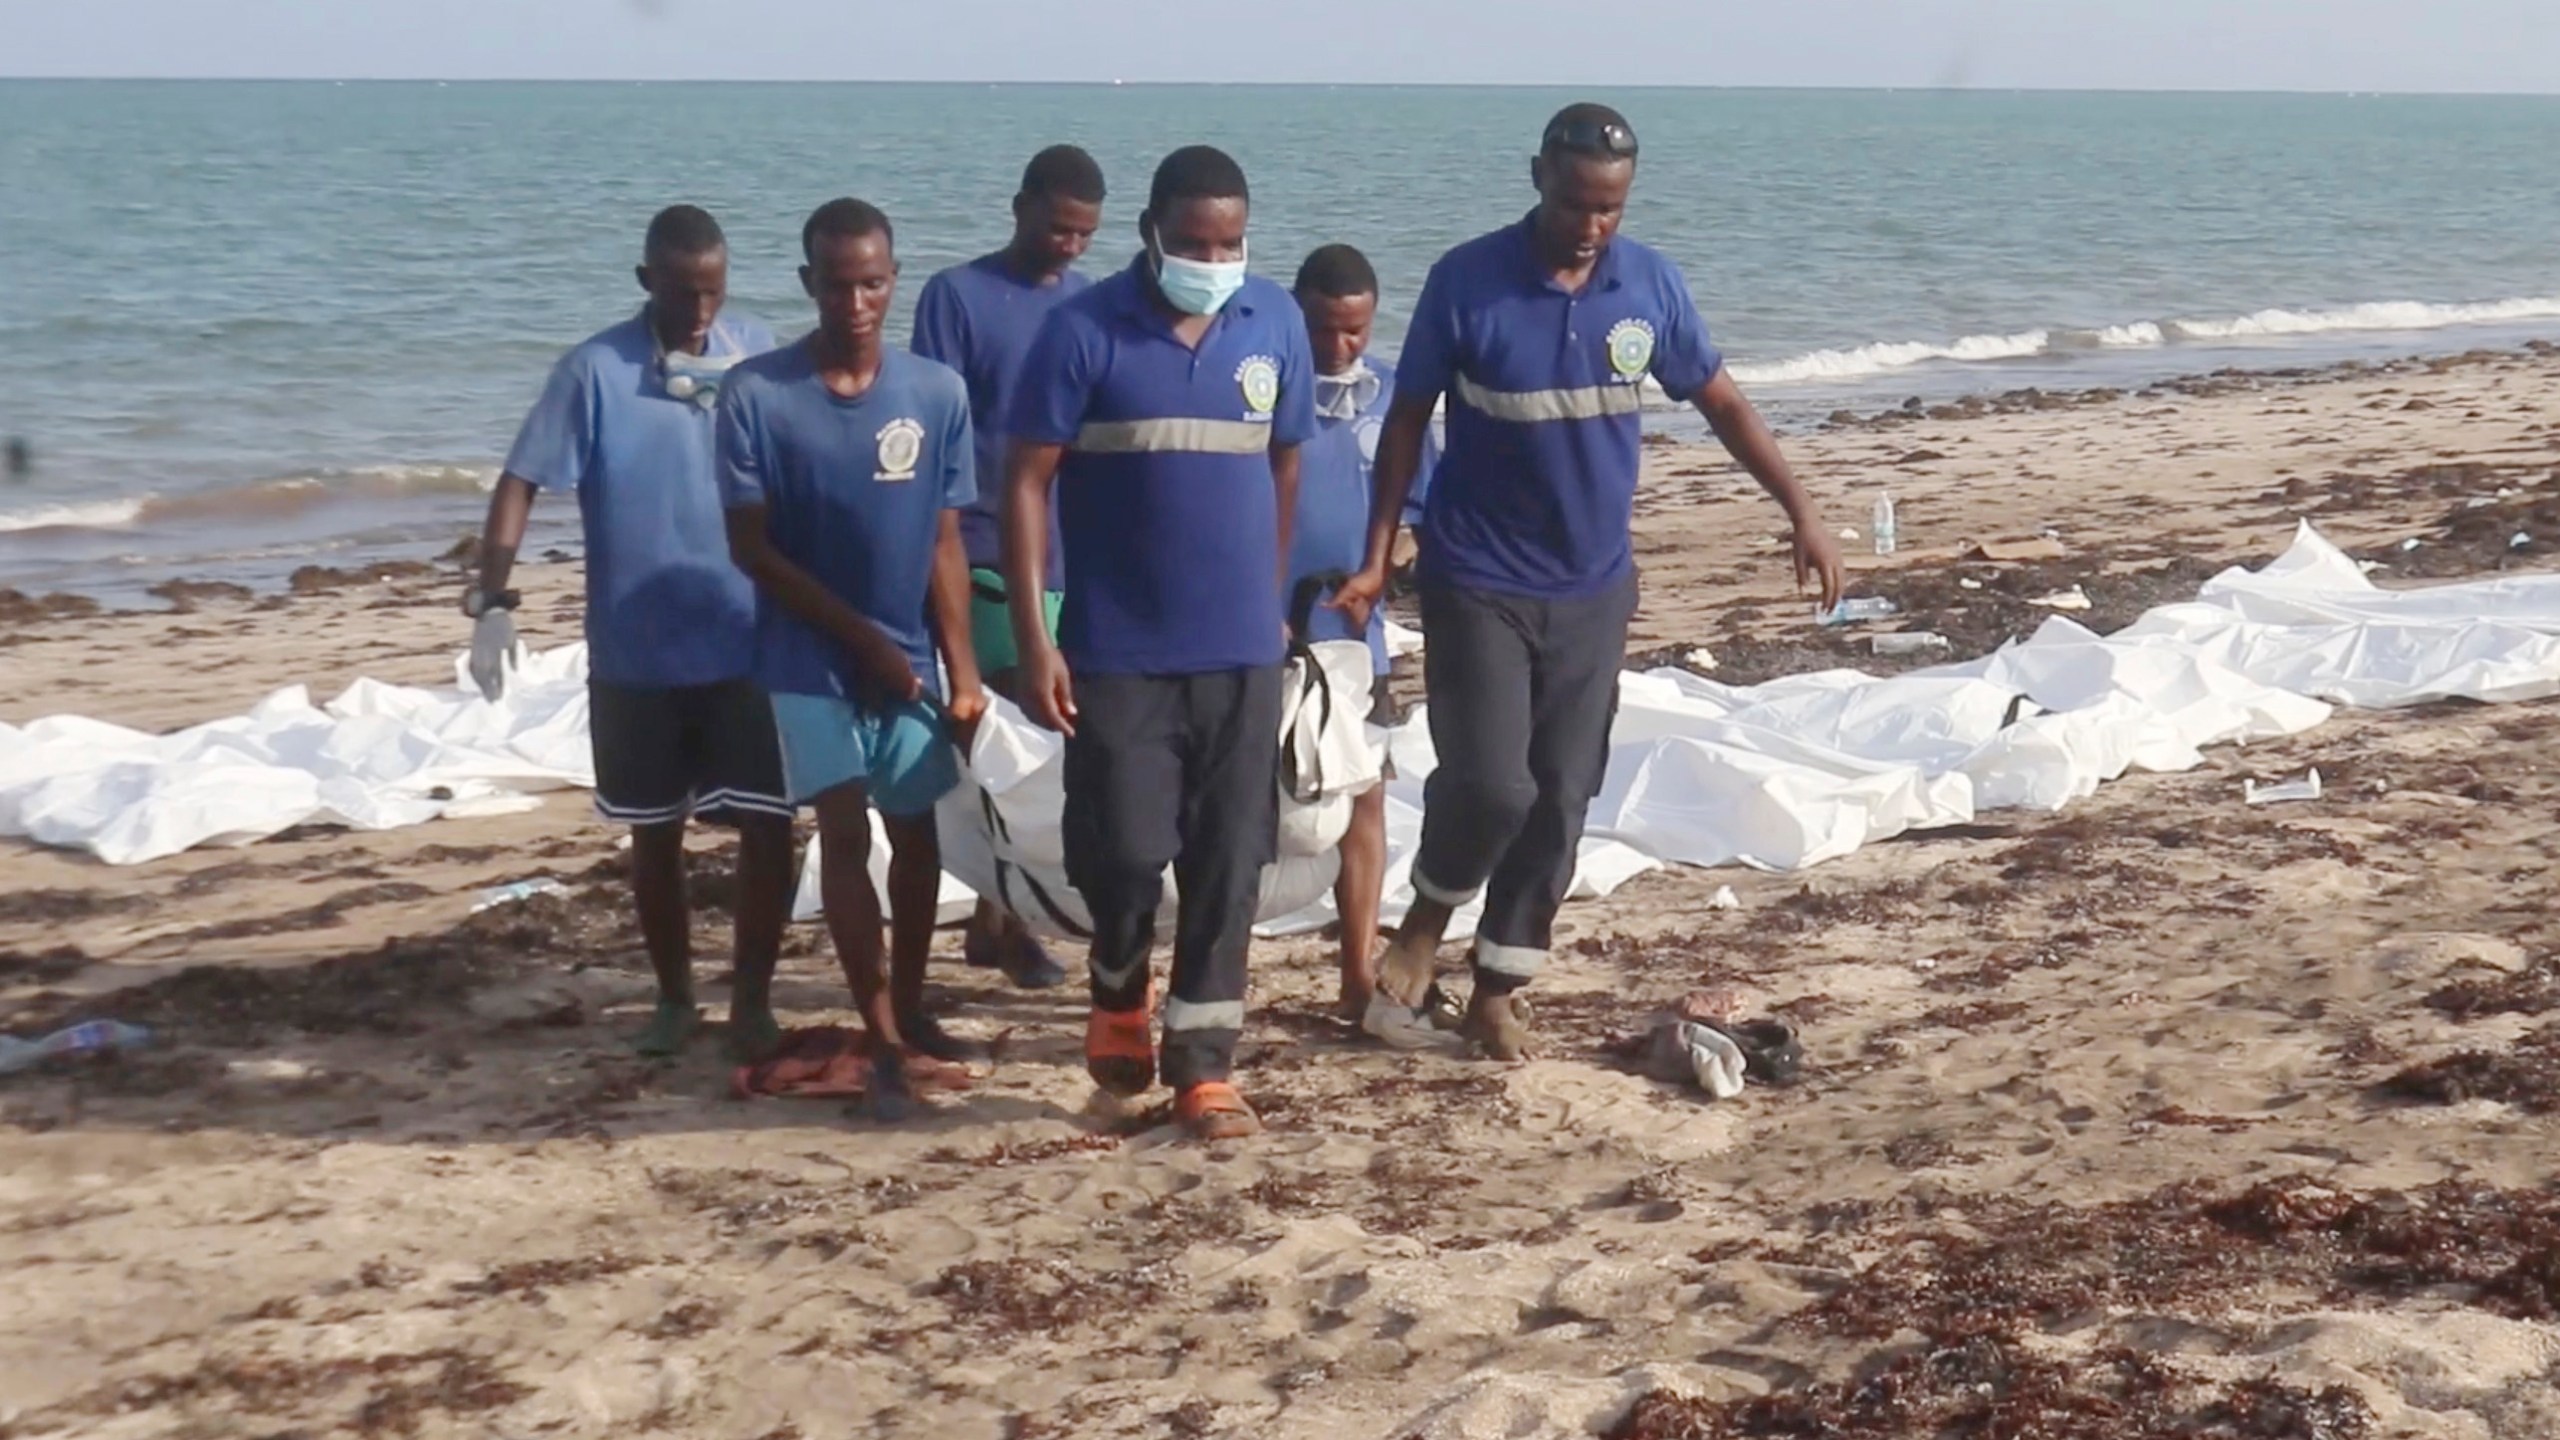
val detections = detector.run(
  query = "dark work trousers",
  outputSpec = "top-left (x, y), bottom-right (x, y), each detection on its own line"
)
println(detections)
top-left (1411, 574), bottom-right (1636, 995)
top-left (1062, 665), bottom-right (1284, 1088)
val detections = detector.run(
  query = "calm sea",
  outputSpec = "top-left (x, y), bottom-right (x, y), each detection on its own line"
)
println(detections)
top-left (4, 81), bottom-right (2558, 601)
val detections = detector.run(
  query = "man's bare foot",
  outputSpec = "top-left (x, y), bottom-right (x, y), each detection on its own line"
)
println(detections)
top-left (862, 1047), bottom-right (917, 1123)
top-left (897, 1009), bottom-right (988, 1065)
top-left (1375, 926), bottom-right (1439, 1008)
top-left (1462, 990), bottom-right (1537, 1062)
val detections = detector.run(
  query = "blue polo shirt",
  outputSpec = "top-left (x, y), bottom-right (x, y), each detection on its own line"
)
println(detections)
top-left (910, 253), bottom-right (1092, 583)
top-left (1007, 256), bottom-right (1317, 676)
top-left (715, 342), bottom-right (975, 700)
top-left (504, 309), bottom-right (775, 689)
top-left (1289, 357), bottom-right (1439, 674)
top-left (1396, 216), bottom-right (1723, 599)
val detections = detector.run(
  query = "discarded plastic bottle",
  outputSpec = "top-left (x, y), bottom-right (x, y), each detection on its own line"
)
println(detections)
top-left (0, 1021), bottom-right (153, 1075)
top-left (1873, 493), bottom-right (1899, 556)
top-left (1815, 596), bottom-right (1900, 627)
top-left (1872, 631), bottom-right (1952, 657)
top-left (469, 877), bottom-right (572, 913)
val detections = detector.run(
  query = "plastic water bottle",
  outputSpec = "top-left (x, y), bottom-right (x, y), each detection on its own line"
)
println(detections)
top-left (1872, 493), bottom-right (1899, 557)
top-left (1872, 631), bottom-right (1952, 657)
top-left (1815, 596), bottom-right (1900, 627)
top-left (0, 1021), bottom-right (153, 1075)
top-left (470, 878), bottom-right (572, 913)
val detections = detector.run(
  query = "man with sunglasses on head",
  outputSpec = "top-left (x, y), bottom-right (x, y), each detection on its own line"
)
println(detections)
top-left (1331, 103), bottom-right (1844, 1062)
top-left (468, 203), bottom-right (795, 1064)
top-left (1003, 145), bottom-right (1315, 1142)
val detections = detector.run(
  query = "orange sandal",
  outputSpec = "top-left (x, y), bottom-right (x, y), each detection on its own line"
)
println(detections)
top-left (1176, 1082), bottom-right (1261, 1142)
top-left (1085, 991), bottom-right (1157, 1097)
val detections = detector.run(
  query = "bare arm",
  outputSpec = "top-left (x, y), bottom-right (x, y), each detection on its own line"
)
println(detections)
top-left (1001, 439), bottom-right (1065, 659)
top-left (1695, 370), bottom-right (1843, 607)
top-left (1356, 396), bottom-right (1434, 579)
top-left (724, 504), bottom-right (920, 701)
top-left (464, 474), bottom-right (537, 609)
top-left (1001, 438), bottom-right (1077, 733)
top-left (1271, 440), bottom-right (1301, 606)
top-left (929, 508), bottom-right (981, 703)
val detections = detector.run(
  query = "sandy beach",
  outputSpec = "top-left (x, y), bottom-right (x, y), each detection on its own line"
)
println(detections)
top-left (7, 346), bottom-right (2560, 1438)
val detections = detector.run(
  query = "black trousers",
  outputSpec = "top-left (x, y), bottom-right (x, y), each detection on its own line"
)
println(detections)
top-left (1062, 666), bottom-right (1283, 1088)
top-left (1411, 575), bottom-right (1635, 995)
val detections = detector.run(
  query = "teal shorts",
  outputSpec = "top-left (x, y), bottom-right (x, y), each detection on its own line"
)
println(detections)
top-left (969, 568), bottom-right (1063, 676)
top-left (768, 693), bottom-right (958, 817)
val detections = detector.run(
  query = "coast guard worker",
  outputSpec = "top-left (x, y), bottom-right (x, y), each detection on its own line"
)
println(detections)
top-left (1332, 104), bottom-right (1844, 1062)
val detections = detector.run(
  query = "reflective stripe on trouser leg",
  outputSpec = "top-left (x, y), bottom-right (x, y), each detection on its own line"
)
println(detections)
top-left (1160, 664), bottom-right (1282, 1092)
top-left (1410, 585), bottom-right (1541, 912)
top-left (1163, 998), bottom-right (1247, 1033)
top-left (1410, 869), bottom-right (1483, 909)
top-left (1473, 939), bottom-right (1548, 982)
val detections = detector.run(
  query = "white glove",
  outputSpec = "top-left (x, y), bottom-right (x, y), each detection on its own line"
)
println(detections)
top-left (469, 608), bottom-right (519, 702)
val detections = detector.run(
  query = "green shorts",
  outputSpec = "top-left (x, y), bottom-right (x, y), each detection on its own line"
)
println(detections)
top-left (969, 568), bottom-right (1062, 675)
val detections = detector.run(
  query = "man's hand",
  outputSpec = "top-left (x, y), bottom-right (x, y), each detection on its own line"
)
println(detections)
top-left (847, 632), bottom-right (924, 713)
top-left (1792, 522), bottom-right (1846, 610)
top-left (944, 681), bottom-right (990, 754)
top-left (468, 608), bottom-right (518, 702)
top-left (1325, 565), bottom-right (1389, 633)
top-left (1022, 645), bottom-right (1078, 737)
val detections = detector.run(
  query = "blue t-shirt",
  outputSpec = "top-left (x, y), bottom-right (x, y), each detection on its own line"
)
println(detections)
top-left (1396, 217), bottom-right (1723, 599)
top-left (504, 309), bottom-right (775, 689)
top-left (910, 253), bottom-right (1093, 584)
top-left (1006, 256), bottom-right (1318, 676)
top-left (1288, 357), bottom-right (1440, 674)
top-left (715, 343), bottom-right (976, 701)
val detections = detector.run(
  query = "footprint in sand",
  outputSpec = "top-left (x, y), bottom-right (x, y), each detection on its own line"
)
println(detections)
top-left (1503, 1063), bottom-right (1749, 1164)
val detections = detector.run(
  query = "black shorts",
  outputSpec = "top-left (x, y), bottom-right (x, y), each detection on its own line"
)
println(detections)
top-left (589, 680), bottom-right (792, 828)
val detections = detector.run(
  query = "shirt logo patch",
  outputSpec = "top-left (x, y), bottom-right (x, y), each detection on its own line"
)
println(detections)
top-left (876, 417), bottom-right (925, 482)
top-left (1606, 318), bottom-right (1657, 381)
top-left (1236, 355), bottom-right (1281, 418)
top-left (1355, 416), bottom-right (1383, 465)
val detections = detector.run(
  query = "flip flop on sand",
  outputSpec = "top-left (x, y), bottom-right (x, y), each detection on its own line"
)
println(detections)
top-left (1362, 989), bottom-right (1448, 1050)
top-left (1177, 1082), bottom-right (1260, 1141)
top-left (1705, 1019), bottom-right (1804, 1086)
top-left (1085, 992), bottom-right (1157, 1097)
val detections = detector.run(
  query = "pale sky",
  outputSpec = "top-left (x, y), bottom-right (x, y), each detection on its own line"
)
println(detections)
top-left (4, 0), bottom-right (2557, 92)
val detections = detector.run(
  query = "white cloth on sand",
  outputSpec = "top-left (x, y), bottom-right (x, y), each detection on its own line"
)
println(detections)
top-left (6, 526), bottom-right (2555, 945)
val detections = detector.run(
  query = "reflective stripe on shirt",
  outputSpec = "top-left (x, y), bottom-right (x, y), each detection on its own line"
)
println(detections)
top-left (1071, 416), bottom-right (1273, 455)
top-left (1450, 373), bottom-right (1644, 424)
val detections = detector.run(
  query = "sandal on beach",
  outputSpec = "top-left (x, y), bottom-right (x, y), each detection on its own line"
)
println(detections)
top-left (1177, 1082), bottom-right (1261, 1141)
top-left (1707, 1019), bottom-right (1804, 1086)
top-left (1362, 988), bottom-right (1448, 1051)
top-left (1085, 993), bottom-right (1157, 1097)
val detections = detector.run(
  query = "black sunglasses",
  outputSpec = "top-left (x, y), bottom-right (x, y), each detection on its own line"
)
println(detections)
top-left (1542, 118), bottom-right (1639, 160)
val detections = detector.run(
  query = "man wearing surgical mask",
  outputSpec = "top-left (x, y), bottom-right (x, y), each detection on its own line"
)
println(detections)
top-left (1002, 146), bottom-right (1316, 1142)
top-left (1287, 244), bottom-right (1439, 1022)
top-left (467, 204), bottom-right (796, 1063)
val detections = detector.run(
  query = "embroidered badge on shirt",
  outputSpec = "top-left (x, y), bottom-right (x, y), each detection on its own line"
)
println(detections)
top-left (1606, 318), bottom-right (1657, 381)
top-left (876, 417), bottom-right (925, 481)
top-left (1237, 355), bottom-right (1281, 417)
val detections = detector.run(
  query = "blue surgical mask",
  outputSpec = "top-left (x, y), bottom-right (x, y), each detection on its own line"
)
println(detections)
top-left (1153, 239), bottom-right (1248, 316)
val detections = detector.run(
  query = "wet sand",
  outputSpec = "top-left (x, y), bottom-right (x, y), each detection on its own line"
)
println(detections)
top-left (5, 346), bottom-right (2560, 1438)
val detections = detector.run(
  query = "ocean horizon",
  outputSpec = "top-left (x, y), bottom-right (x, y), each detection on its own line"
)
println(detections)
top-left (5, 79), bottom-right (2557, 601)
